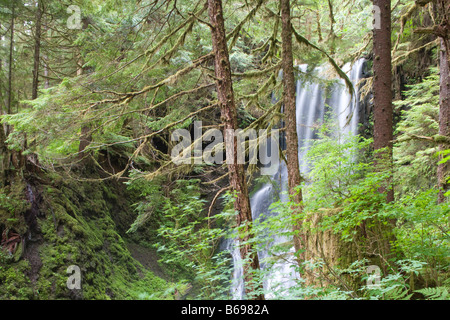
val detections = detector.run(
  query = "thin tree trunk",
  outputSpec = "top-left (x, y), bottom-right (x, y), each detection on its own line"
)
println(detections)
top-left (32, 0), bottom-right (42, 100)
top-left (280, 0), bottom-right (305, 267)
top-left (77, 19), bottom-right (92, 158)
top-left (372, 0), bottom-right (394, 203)
top-left (22, 0), bottom-right (43, 166)
top-left (0, 21), bottom-right (5, 143)
top-left (207, 0), bottom-right (264, 300)
top-left (2, 3), bottom-right (15, 183)
top-left (43, 55), bottom-right (49, 89)
top-left (7, 3), bottom-right (15, 120)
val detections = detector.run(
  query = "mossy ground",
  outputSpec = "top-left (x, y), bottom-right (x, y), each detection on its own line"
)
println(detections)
top-left (0, 169), bottom-right (180, 300)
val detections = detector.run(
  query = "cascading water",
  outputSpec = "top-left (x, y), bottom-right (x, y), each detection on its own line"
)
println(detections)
top-left (224, 59), bottom-right (366, 299)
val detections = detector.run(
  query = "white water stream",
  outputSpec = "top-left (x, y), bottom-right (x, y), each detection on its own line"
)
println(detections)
top-left (224, 59), bottom-right (366, 299)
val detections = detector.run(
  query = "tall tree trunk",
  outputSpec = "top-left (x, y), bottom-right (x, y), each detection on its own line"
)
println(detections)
top-left (280, 0), bottom-right (305, 268)
top-left (0, 97), bottom-right (6, 184)
top-left (77, 55), bottom-right (91, 157)
top-left (2, 2), bottom-right (15, 184)
top-left (7, 3), bottom-right (15, 122)
top-left (0, 22), bottom-right (2, 92)
top-left (437, 39), bottom-right (449, 202)
top-left (23, 0), bottom-right (44, 172)
top-left (77, 19), bottom-right (92, 159)
top-left (32, 0), bottom-right (42, 100)
top-left (0, 22), bottom-right (5, 164)
top-left (207, 0), bottom-right (264, 300)
top-left (437, 1), bottom-right (449, 203)
top-left (367, 0), bottom-right (396, 275)
top-left (372, 0), bottom-right (394, 203)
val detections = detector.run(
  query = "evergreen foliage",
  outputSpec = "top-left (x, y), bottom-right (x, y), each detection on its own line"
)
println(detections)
top-left (0, 0), bottom-right (448, 301)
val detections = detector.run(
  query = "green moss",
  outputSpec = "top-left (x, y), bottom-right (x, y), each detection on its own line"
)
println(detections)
top-left (0, 171), bottom-right (174, 300)
top-left (112, 270), bottom-right (175, 300)
top-left (0, 181), bottom-right (30, 234)
top-left (0, 257), bottom-right (34, 299)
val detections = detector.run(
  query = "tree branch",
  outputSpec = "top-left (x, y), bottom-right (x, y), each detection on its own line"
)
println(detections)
top-left (396, 133), bottom-right (450, 145)
top-left (291, 25), bottom-right (354, 97)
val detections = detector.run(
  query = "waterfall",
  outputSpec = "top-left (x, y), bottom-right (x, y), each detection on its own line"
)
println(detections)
top-left (225, 59), bottom-right (366, 300)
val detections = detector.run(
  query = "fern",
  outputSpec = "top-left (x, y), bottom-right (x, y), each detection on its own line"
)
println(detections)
top-left (415, 287), bottom-right (449, 300)
top-left (384, 286), bottom-right (413, 300)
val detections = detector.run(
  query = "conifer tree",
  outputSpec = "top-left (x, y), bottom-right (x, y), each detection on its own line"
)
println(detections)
top-left (207, 0), bottom-right (264, 300)
top-left (280, 0), bottom-right (305, 267)
top-left (373, 0), bottom-right (394, 203)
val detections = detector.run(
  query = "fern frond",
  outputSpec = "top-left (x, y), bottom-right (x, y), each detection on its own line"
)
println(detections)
top-left (415, 287), bottom-right (449, 300)
top-left (385, 287), bottom-right (413, 300)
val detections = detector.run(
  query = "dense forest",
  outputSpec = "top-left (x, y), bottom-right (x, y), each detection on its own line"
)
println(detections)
top-left (0, 0), bottom-right (449, 301)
